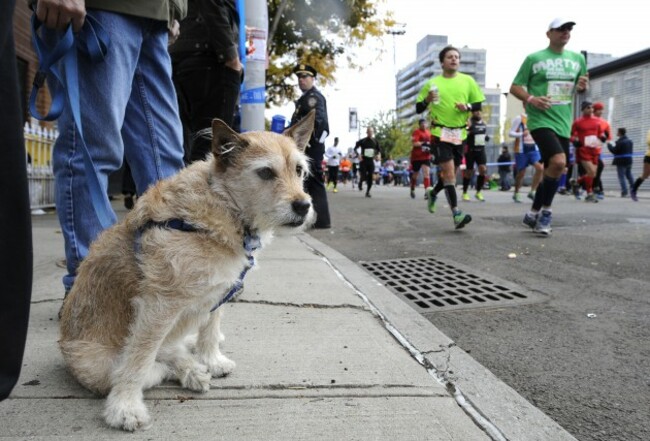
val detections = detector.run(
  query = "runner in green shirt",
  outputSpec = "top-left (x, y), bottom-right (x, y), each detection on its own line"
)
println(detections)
top-left (415, 46), bottom-right (485, 230)
top-left (510, 17), bottom-right (588, 236)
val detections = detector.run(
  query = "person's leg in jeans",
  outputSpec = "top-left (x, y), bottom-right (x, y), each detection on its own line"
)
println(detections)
top-left (52, 11), bottom-right (184, 292)
top-left (121, 19), bottom-right (184, 196)
top-left (616, 165), bottom-right (628, 195)
top-left (624, 165), bottom-right (635, 193)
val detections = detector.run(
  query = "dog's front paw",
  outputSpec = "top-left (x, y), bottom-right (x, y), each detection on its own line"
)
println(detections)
top-left (180, 363), bottom-right (212, 393)
top-left (207, 354), bottom-right (236, 378)
top-left (104, 390), bottom-right (151, 431)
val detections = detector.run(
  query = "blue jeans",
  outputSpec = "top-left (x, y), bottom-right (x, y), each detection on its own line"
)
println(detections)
top-left (616, 164), bottom-right (634, 194)
top-left (51, 10), bottom-right (185, 291)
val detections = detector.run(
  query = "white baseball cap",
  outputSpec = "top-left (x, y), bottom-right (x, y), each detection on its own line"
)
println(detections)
top-left (548, 18), bottom-right (576, 30)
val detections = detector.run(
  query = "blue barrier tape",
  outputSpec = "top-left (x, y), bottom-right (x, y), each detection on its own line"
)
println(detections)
top-left (240, 86), bottom-right (265, 104)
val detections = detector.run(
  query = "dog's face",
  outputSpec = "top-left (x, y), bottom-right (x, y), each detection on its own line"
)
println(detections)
top-left (209, 111), bottom-right (316, 231)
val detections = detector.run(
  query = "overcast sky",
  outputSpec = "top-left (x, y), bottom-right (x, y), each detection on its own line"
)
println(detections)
top-left (267, 0), bottom-right (650, 148)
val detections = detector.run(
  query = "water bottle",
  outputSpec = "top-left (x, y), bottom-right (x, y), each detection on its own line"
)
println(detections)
top-left (430, 85), bottom-right (440, 105)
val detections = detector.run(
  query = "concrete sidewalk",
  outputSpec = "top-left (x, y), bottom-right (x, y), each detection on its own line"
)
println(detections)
top-left (1, 212), bottom-right (577, 440)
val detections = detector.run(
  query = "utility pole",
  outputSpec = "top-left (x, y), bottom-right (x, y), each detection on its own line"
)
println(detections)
top-left (387, 23), bottom-right (406, 120)
top-left (240, 0), bottom-right (268, 131)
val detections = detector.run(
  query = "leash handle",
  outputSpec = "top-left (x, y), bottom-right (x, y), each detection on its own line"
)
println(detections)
top-left (29, 14), bottom-right (114, 230)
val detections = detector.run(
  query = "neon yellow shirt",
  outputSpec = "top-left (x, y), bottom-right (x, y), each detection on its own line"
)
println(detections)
top-left (416, 73), bottom-right (485, 140)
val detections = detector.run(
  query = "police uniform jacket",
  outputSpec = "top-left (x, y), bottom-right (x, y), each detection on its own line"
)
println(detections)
top-left (290, 86), bottom-right (329, 159)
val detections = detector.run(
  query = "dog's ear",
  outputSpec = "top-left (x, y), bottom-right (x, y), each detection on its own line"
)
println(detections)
top-left (283, 110), bottom-right (315, 152)
top-left (211, 119), bottom-right (247, 167)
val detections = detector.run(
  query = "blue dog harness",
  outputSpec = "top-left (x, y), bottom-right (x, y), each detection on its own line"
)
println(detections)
top-left (136, 219), bottom-right (261, 312)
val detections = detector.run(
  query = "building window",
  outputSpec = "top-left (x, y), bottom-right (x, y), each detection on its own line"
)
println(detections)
top-left (600, 80), bottom-right (614, 97)
top-left (623, 71), bottom-right (642, 93)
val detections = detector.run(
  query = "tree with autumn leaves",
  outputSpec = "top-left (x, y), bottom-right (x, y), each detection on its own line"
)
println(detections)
top-left (266, 0), bottom-right (393, 106)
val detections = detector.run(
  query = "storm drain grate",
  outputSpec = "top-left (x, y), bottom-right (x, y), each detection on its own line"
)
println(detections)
top-left (360, 256), bottom-right (543, 312)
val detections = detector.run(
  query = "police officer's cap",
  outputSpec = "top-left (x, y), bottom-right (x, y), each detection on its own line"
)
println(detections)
top-left (293, 64), bottom-right (317, 78)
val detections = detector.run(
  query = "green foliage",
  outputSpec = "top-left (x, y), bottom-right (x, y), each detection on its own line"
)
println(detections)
top-left (361, 111), bottom-right (413, 160)
top-left (266, 0), bottom-right (393, 106)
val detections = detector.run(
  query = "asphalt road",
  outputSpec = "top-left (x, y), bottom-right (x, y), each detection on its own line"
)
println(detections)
top-left (308, 181), bottom-right (649, 441)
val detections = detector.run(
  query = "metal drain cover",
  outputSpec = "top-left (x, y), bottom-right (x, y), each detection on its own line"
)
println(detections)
top-left (360, 256), bottom-right (544, 312)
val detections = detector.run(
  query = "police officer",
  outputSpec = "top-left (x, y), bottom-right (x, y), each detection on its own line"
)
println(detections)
top-left (461, 107), bottom-right (490, 201)
top-left (289, 63), bottom-right (331, 229)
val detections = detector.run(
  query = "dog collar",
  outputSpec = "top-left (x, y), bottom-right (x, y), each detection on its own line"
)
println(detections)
top-left (210, 229), bottom-right (261, 312)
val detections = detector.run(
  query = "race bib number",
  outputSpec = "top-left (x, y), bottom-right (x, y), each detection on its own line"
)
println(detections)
top-left (584, 135), bottom-right (600, 148)
top-left (363, 148), bottom-right (375, 158)
top-left (440, 128), bottom-right (462, 145)
top-left (474, 134), bottom-right (486, 146)
top-left (547, 81), bottom-right (574, 105)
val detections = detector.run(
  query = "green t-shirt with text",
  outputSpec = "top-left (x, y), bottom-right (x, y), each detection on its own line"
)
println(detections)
top-left (416, 73), bottom-right (485, 140)
top-left (512, 48), bottom-right (587, 138)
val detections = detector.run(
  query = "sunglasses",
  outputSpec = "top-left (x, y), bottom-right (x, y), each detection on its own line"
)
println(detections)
top-left (553, 25), bottom-right (573, 32)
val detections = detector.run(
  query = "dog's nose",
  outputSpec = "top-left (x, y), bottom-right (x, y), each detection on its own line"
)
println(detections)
top-left (292, 199), bottom-right (311, 216)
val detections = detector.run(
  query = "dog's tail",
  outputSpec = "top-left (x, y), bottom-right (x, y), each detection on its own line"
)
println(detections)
top-left (59, 340), bottom-right (118, 396)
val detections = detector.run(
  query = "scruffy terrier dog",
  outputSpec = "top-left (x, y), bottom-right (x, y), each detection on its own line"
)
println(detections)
top-left (59, 111), bottom-right (316, 431)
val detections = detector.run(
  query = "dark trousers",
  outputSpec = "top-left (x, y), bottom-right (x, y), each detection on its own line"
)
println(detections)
top-left (172, 54), bottom-right (242, 163)
top-left (305, 144), bottom-right (331, 228)
top-left (0, 0), bottom-right (33, 400)
top-left (362, 160), bottom-right (375, 193)
top-left (327, 166), bottom-right (339, 188)
top-left (593, 158), bottom-right (605, 193)
top-left (498, 170), bottom-right (511, 190)
top-left (616, 164), bottom-right (634, 194)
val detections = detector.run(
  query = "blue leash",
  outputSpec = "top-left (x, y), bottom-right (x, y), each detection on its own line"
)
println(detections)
top-left (210, 231), bottom-right (261, 312)
top-left (29, 14), bottom-right (113, 229)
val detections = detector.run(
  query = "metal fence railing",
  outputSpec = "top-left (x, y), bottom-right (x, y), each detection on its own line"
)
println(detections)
top-left (25, 122), bottom-right (57, 210)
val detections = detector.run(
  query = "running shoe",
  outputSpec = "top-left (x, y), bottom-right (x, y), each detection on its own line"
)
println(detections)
top-left (527, 191), bottom-right (536, 201)
top-left (522, 212), bottom-right (538, 229)
top-left (410, 189), bottom-right (415, 199)
top-left (333, 188), bottom-right (338, 193)
top-left (630, 189), bottom-right (638, 201)
top-left (534, 210), bottom-right (552, 235)
top-left (571, 180), bottom-right (581, 200)
top-left (585, 194), bottom-right (599, 203)
top-left (475, 192), bottom-right (485, 202)
top-left (596, 192), bottom-right (605, 200)
top-left (462, 192), bottom-right (470, 201)
top-left (453, 211), bottom-right (472, 229)
top-left (426, 188), bottom-right (437, 213)
top-left (513, 192), bottom-right (522, 203)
